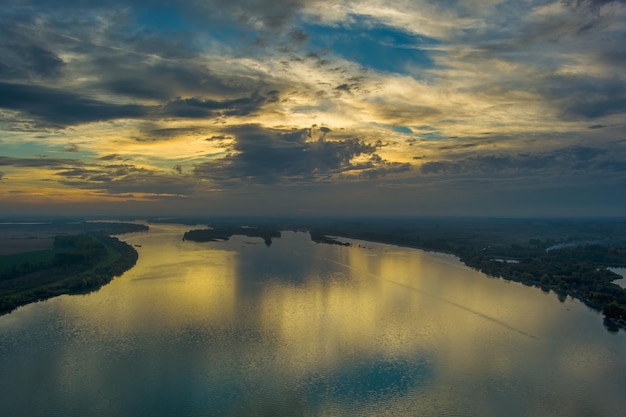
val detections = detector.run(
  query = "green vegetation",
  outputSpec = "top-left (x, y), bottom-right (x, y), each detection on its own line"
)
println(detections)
top-left (462, 245), bottom-right (626, 327)
top-left (0, 232), bottom-right (139, 315)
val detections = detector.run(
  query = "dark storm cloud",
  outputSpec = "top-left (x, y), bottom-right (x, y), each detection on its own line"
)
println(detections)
top-left (0, 81), bottom-right (280, 127)
top-left (1, 1), bottom-right (289, 127)
top-left (597, 49), bottom-right (626, 66)
top-left (0, 21), bottom-right (66, 82)
top-left (0, 154), bottom-right (193, 196)
top-left (92, 60), bottom-right (268, 101)
top-left (130, 126), bottom-right (212, 143)
top-left (0, 156), bottom-right (84, 169)
top-left (163, 91), bottom-right (279, 119)
top-left (436, 142), bottom-right (482, 151)
top-left (542, 75), bottom-right (626, 120)
top-left (0, 42), bottom-right (65, 81)
top-left (99, 154), bottom-right (123, 161)
top-left (0, 82), bottom-right (148, 127)
top-left (562, 95), bottom-right (626, 120)
top-left (57, 163), bottom-right (195, 196)
top-left (420, 146), bottom-right (626, 176)
top-left (193, 124), bottom-right (404, 184)
top-left (0, 0), bottom-right (299, 116)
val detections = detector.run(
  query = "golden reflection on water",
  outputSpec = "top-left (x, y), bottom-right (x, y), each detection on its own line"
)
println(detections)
top-left (61, 228), bottom-right (546, 337)
top-left (59, 225), bottom-right (239, 332)
top-left (63, 227), bottom-right (612, 370)
top-left (33, 225), bottom-right (626, 416)
top-left (258, 245), bottom-right (437, 374)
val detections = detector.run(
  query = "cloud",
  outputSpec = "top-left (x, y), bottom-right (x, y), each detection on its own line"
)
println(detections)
top-left (288, 28), bottom-right (309, 44)
top-left (162, 91), bottom-right (279, 119)
top-left (0, 82), bottom-right (149, 127)
top-left (416, 2), bottom-right (626, 125)
top-left (195, 0), bottom-right (314, 33)
top-left (0, 41), bottom-right (65, 81)
top-left (0, 82), bottom-right (281, 127)
top-left (534, 74), bottom-right (626, 121)
top-left (64, 143), bottom-right (80, 153)
top-left (56, 163), bottom-right (196, 196)
top-left (193, 124), bottom-right (407, 184)
top-left (99, 154), bottom-right (123, 161)
top-left (0, 156), bottom-right (84, 169)
top-left (420, 146), bottom-right (626, 178)
top-left (562, 0), bottom-right (626, 10)
top-left (92, 60), bottom-right (270, 101)
top-left (0, 155), bottom-right (193, 197)
top-left (373, 103), bottom-right (441, 125)
top-left (0, 0), bottom-right (624, 216)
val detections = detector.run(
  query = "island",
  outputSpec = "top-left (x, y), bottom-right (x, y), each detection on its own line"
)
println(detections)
top-left (0, 221), bottom-right (148, 315)
top-left (183, 225), bottom-right (281, 246)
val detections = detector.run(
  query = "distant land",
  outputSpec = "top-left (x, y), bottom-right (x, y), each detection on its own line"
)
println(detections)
top-left (0, 222), bottom-right (147, 315)
top-left (183, 225), bottom-right (281, 247)
top-left (181, 224), bottom-right (349, 247)
top-left (177, 216), bottom-right (626, 332)
top-left (3, 217), bottom-right (626, 332)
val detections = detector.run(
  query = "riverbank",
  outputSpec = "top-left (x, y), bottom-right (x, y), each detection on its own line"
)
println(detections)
top-left (304, 226), bottom-right (626, 332)
top-left (180, 217), bottom-right (626, 331)
top-left (0, 225), bottom-right (145, 315)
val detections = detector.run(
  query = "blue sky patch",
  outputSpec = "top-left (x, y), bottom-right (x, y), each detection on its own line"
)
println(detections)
top-left (304, 19), bottom-right (437, 74)
top-left (134, 7), bottom-right (189, 33)
top-left (391, 126), bottom-right (413, 134)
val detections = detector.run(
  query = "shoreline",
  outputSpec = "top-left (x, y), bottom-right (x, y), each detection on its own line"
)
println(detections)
top-left (0, 223), bottom-right (147, 315)
top-left (183, 221), bottom-right (626, 333)
top-left (305, 230), bottom-right (626, 332)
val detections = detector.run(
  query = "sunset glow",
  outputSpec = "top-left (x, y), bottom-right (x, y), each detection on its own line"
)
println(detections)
top-left (1, 0), bottom-right (625, 216)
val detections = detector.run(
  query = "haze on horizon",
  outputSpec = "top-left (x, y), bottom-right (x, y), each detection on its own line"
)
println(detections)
top-left (1, 0), bottom-right (625, 218)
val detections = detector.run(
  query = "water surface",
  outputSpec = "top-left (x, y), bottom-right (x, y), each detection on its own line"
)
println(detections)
top-left (1, 224), bottom-right (624, 416)
top-left (609, 267), bottom-right (626, 289)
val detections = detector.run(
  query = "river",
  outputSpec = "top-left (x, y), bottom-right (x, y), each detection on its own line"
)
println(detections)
top-left (1, 224), bottom-right (624, 416)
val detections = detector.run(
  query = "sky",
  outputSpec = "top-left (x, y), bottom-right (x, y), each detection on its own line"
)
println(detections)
top-left (0, 0), bottom-right (625, 217)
